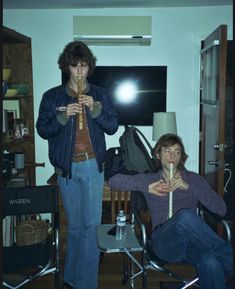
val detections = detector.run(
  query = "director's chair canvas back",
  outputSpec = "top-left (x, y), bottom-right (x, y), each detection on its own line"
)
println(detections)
top-left (2, 185), bottom-right (60, 289)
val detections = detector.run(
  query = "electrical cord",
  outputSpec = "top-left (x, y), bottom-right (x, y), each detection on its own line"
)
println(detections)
top-left (224, 163), bottom-right (232, 194)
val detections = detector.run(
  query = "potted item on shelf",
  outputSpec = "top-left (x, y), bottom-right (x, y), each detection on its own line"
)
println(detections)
top-left (5, 89), bottom-right (18, 97)
top-left (3, 68), bottom-right (12, 82)
top-left (10, 84), bottom-right (29, 96)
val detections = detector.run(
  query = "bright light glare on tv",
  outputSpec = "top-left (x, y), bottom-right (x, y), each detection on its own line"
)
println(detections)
top-left (114, 80), bottom-right (138, 104)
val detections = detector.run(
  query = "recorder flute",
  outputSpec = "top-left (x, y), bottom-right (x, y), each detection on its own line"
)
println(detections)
top-left (77, 75), bottom-right (83, 130)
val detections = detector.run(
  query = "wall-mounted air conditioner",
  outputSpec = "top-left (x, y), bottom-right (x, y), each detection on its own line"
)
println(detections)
top-left (73, 16), bottom-right (152, 46)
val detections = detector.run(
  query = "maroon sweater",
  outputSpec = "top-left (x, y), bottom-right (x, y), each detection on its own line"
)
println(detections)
top-left (108, 169), bottom-right (227, 230)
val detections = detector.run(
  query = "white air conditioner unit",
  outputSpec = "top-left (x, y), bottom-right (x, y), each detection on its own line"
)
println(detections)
top-left (73, 16), bottom-right (152, 46)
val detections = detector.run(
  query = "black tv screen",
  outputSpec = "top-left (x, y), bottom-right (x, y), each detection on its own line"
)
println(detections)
top-left (62, 66), bottom-right (167, 126)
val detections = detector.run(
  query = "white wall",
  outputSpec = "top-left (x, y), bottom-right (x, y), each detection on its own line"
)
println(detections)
top-left (3, 6), bottom-right (233, 185)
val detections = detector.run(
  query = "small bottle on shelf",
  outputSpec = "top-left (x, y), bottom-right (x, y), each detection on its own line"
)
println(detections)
top-left (116, 210), bottom-right (126, 240)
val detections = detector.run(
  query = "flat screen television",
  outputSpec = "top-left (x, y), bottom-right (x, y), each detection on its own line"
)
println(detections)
top-left (62, 66), bottom-right (167, 126)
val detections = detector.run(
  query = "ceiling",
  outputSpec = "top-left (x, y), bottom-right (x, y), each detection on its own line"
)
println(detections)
top-left (3, 0), bottom-right (232, 9)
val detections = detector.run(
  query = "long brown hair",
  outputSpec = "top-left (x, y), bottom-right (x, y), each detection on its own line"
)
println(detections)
top-left (58, 41), bottom-right (97, 77)
top-left (153, 133), bottom-right (188, 170)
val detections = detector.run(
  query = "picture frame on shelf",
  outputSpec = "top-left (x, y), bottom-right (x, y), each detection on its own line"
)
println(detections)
top-left (7, 109), bottom-right (17, 133)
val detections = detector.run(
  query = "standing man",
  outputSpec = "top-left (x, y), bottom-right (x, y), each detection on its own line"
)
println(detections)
top-left (36, 41), bottom-right (119, 289)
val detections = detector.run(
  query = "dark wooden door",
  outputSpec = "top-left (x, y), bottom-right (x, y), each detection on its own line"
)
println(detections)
top-left (199, 25), bottom-right (227, 199)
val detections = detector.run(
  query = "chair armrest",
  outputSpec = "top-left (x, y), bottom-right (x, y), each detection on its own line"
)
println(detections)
top-left (132, 208), bottom-right (148, 247)
top-left (199, 207), bottom-right (232, 242)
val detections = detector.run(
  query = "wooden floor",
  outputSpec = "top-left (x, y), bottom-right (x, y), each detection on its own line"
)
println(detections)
top-left (3, 252), bottom-right (196, 289)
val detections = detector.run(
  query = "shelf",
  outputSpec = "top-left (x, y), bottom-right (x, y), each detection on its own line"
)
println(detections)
top-left (3, 26), bottom-right (31, 44)
top-left (3, 26), bottom-right (36, 186)
top-left (3, 96), bottom-right (33, 101)
top-left (3, 136), bottom-right (34, 148)
top-left (4, 172), bottom-right (28, 188)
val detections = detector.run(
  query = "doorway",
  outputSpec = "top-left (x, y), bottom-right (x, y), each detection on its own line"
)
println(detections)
top-left (199, 25), bottom-right (233, 221)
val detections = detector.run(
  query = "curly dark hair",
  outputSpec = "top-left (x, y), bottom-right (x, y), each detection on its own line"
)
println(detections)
top-left (153, 133), bottom-right (188, 170)
top-left (58, 41), bottom-right (97, 77)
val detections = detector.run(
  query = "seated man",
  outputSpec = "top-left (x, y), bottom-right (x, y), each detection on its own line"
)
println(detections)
top-left (108, 133), bottom-right (233, 289)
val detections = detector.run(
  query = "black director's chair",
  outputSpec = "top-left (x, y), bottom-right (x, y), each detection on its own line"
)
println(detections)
top-left (2, 185), bottom-right (60, 289)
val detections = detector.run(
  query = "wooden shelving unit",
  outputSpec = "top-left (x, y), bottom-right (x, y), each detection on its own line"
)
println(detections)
top-left (3, 26), bottom-right (36, 185)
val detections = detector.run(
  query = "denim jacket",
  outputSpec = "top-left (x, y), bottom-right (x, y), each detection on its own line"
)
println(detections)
top-left (36, 83), bottom-right (119, 178)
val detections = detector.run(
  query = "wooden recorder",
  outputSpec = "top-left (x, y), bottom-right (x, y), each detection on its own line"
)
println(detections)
top-left (77, 75), bottom-right (83, 130)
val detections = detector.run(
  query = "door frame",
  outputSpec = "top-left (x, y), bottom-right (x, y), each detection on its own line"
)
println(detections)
top-left (199, 25), bottom-right (227, 198)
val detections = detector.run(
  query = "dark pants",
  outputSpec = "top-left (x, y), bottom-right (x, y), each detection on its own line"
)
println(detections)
top-left (151, 209), bottom-right (233, 289)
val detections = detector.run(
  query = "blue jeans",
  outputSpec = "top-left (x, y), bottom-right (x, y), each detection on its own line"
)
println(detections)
top-left (57, 159), bottom-right (104, 289)
top-left (151, 209), bottom-right (233, 289)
